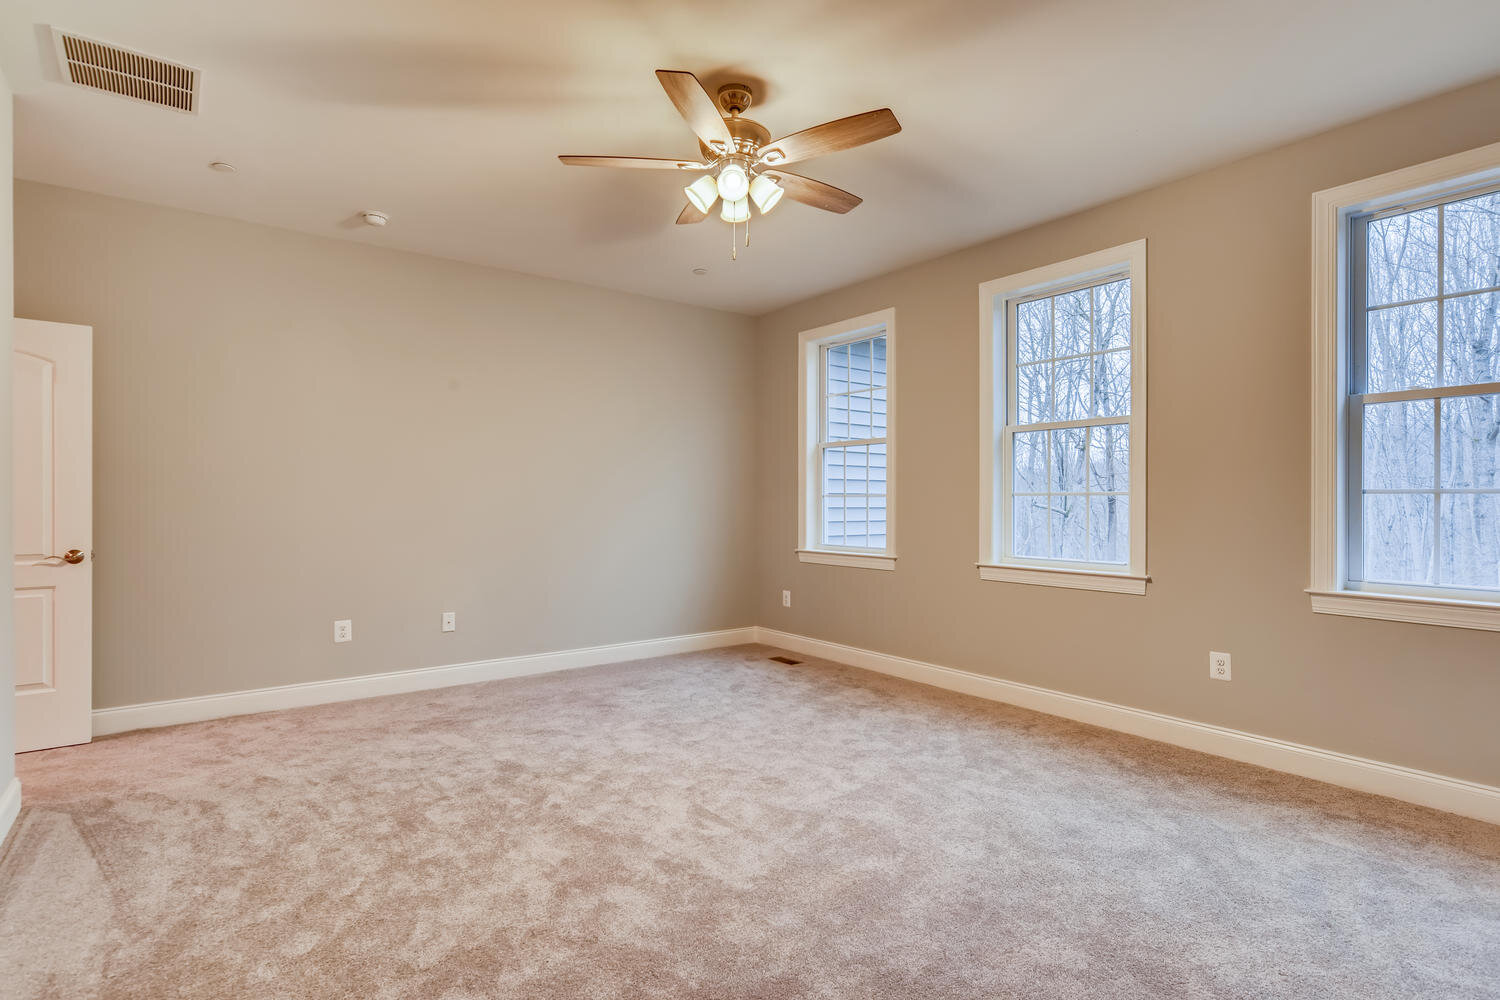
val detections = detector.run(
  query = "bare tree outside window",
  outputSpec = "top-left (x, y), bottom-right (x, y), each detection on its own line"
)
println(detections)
top-left (1012, 278), bottom-right (1132, 564)
top-left (1356, 189), bottom-right (1500, 590)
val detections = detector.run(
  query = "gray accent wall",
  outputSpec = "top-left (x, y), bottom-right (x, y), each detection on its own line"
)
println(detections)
top-left (14, 183), bottom-right (758, 708)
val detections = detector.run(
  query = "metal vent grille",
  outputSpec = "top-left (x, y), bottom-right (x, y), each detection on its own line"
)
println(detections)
top-left (768, 655), bottom-right (803, 665)
top-left (52, 29), bottom-right (199, 113)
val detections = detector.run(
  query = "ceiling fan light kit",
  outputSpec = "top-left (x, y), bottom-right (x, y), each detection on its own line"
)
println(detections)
top-left (559, 70), bottom-right (901, 258)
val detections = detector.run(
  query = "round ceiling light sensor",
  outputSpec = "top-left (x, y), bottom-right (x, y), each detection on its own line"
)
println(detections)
top-left (208, 161), bottom-right (237, 173)
top-left (691, 266), bottom-right (708, 276)
top-left (360, 211), bottom-right (390, 227)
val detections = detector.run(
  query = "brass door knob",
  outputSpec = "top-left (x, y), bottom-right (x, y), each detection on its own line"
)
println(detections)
top-left (62, 549), bottom-right (85, 564)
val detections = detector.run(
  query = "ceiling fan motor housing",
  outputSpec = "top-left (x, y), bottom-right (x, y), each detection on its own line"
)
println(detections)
top-left (716, 83), bottom-right (754, 116)
top-left (700, 117), bottom-right (771, 161)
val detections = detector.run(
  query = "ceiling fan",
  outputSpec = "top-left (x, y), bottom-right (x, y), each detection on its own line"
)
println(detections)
top-left (559, 71), bottom-right (900, 254)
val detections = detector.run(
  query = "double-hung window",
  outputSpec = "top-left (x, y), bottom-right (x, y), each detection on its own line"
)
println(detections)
top-left (978, 241), bottom-right (1147, 593)
top-left (797, 309), bottom-right (896, 570)
top-left (1312, 143), bottom-right (1500, 629)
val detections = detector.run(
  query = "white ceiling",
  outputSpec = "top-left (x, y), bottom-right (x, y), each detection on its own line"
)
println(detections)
top-left (4, 0), bottom-right (1500, 315)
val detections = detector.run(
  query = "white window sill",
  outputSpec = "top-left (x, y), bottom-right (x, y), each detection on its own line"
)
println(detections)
top-left (797, 549), bottom-right (897, 571)
top-left (1307, 589), bottom-right (1500, 632)
top-left (977, 563), bottom-right (1149, 594)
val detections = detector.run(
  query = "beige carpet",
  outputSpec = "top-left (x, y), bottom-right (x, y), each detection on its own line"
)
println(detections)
top-left (2, 644), bottom-right (1497, 999)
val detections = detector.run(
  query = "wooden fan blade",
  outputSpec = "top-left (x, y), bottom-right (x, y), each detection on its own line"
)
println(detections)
top-left (676, 202), bottom-right (708, 225)
top-left (655, 70), bottom-right (735, 155)
top-left (757, 109), bottom-right (901, 168)
top-left (558, 155), bottom-right (704, 170)
top-left (762, 170), bottom-right (863, 214)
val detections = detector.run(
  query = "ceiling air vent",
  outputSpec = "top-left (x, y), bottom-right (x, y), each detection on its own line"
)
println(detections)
top-left (51, 29), bottom-right (199, 113)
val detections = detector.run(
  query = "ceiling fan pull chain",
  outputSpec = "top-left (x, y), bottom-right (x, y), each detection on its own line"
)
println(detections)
top-left (746, 209), bottom-right (751, 249)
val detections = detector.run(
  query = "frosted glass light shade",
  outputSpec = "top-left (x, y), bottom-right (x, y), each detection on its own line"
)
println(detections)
top-left (684, 175), bottom-right (719, 214)
top-left (749, 174), bottom-right (784, 214)
top-left (720, 197), bottom-right (750, 223)
top-left (716, 163), bottom-right (749, 202)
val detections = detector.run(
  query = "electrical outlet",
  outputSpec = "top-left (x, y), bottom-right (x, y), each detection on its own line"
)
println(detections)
top-left (334, 619), bottom-right (353, 643)
top-left (441, 611), bottom-right (456, 633)
top-left (1209, 651), bottom-right (1231, 681)
top-left (782, 589), bottom-right (791, 608)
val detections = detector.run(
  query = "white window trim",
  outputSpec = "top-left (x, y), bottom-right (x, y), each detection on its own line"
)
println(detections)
top-left (797, 308), bottom-right (897, 571)
top-left (977, 240), bottom-right (1148, 594)
top-left (1310, 140), bottom-right (1500, 631)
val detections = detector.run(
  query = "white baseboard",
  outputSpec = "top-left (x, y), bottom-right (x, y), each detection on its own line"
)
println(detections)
top-left (0, 777), bottom-right (20, 847)
top-left (76, 623), bottom-right (1500, 826)
top-left (753, 627), bottom-right (1500, 826)
top-left (92, 627), bottom-right (757, 737)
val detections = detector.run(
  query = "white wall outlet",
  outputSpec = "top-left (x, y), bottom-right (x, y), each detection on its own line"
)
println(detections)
top-left (1209, 651), bottom-right (1231, 681)
top-left (334, 619), bottom-right (353, 643)
top-left (782, 590), bottom-right (791, 608)
top-left (441, 611), bottom-right (456, 633)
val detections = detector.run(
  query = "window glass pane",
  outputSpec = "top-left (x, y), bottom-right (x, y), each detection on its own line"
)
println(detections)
top-left (842, 445), bottom-right (868, 493)
top-left (1017, 299), bottom-right (1051, 365)
top-left (1013, 430), bottom-right (1046, 494)
top-left (1088, 423), bottom-right (1129, 492)
top-left (1439, 493), bottom-right (1500, 589)
top-left (868, 443), bottom-right (887, 496)
top-left (822, 495), bottom-right (845, 546)
top-left (822, 447), bottom-right (845, 496)
top-left (1362, 493), bottom-right (1434, 585)
top-left (1017, 363), bottom-right (1050, 425)
top-left (1362, 399), bottom-right (1434, 490)
top-left (1013, 496), bottom-right (1048, 558)
top-left (1050, 495), bottom-right (1087, 560)
top-left (1093, 350), bottom-right (1131, 418)
top-left (1088, 495), bottom-right (1129, 564)
top-left (872, 336), bottom-right (888, 387)
top-left (1054, 289), bottom-right (1091, 357)
top-left (1003, 274), bottom-right (1137, 567)
top-left (1440, 394), bottom-right (1500, 489)
top-left (1049, 428), bottom-right (1086, 493)
top-left (1093, 279), bottom-right (1131, 351)
top-left (826, 394), bottom-right (850, 442)
top-left (870, 387), bottom-right (887, 437)
top-left (1442, 292), bottom-right (1500, 387)
top-left (847, 392), bottom-right (873, 440)
top-left (843, 495), bottom-right (868, 547)
top-left (1366, 301), bottom-right (1439, 392)
top-left (1442, 191), bottom-right (1500, 295)
top-left (867, 493), bottom-right (887, 543)
top-left (1366, 208), bottom-right (1439, 306)
top-left (826, 344), bottom-right (849, 395)
top-left (1052, 358), bottom-right (1091, 421)
top-left (848, 338), bottom-right (872, 388)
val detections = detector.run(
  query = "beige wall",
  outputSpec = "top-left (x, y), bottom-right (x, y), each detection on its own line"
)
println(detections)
top-left (14, 183), bottom-right (757, 709)
top-left (754, 76), bottom-right (1500, 787)
top-left (1, 73), bottom-right (15, 796)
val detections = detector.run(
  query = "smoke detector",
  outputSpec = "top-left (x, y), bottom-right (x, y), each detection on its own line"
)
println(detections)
top-left (50, 28), bottom-right (200, 113)
top-left (360, 211), bottom-right (389, 227)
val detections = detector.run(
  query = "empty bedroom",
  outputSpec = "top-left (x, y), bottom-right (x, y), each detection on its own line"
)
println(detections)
top-left (0, 0), bottom-right (1497, 997)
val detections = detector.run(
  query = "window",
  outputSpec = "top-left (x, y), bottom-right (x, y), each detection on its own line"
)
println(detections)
top-left (978, 242), bottom-right (1147, 593)
top-left (797, 309), bottom-right (895, 570)
top-left (1312, 141), bottom-right (1500, 630)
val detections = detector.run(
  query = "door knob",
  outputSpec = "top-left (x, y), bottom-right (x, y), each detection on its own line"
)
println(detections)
top-left (62, 549), bottom-right (85, 564)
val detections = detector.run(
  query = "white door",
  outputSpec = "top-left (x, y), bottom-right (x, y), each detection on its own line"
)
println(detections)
top-left (13, 319), bottom-right (92, 752)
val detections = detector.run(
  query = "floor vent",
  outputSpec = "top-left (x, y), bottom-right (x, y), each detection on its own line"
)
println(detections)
top-left (51, 29), bottom-right (199, 113)
top-left (768, 655), bottom-right (803, 665)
